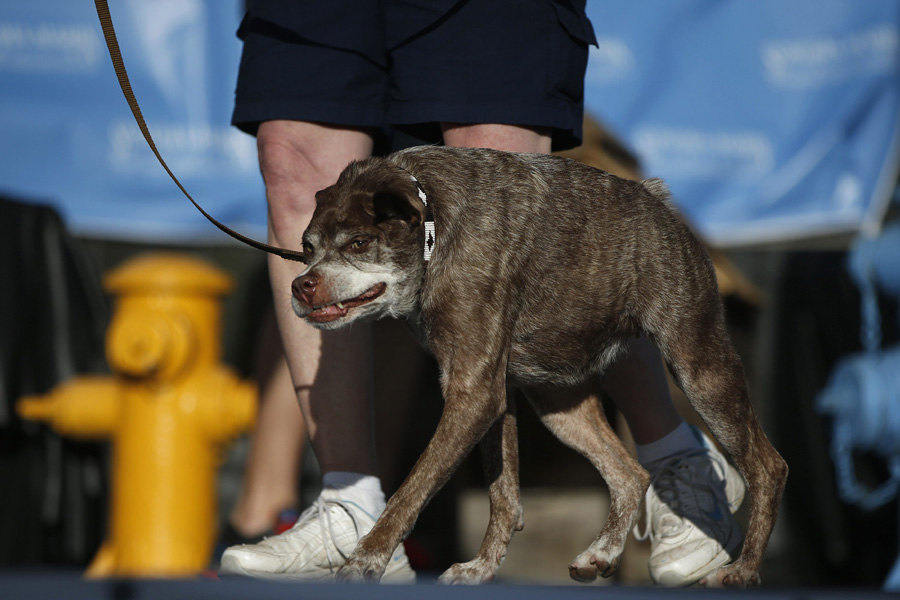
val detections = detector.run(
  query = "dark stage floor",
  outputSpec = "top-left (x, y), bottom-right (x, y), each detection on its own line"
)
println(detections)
top-left (0, 573), bottom-right (894, 600)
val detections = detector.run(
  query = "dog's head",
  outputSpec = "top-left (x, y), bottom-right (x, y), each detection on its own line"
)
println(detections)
top-left (291, 158), bottom-right (427, 330)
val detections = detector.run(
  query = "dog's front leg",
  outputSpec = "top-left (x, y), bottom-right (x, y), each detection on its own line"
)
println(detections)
top-left (439, 396), bottom-right (523, 584)
top-left (336, 366), bottom-right (509, 583)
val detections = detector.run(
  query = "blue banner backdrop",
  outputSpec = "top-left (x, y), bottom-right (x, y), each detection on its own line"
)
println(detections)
top-left (584, 0), bottom-right (900, 246)
top-left (0, 0), bottom-right (266, 243)
top-left (0, 1), bottom-right (898, 246)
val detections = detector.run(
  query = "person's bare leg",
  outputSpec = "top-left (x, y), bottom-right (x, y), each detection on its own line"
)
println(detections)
top-left (441, 122), bottom-right (551, 154)
top-left (603, 335), bottom-right (680, 444)
top-left (229, 314), bottom-right (306, 537)
top-left (260, 120), bottom-right (377, 476)
top-left (220, 121), bottom-right (420, 582)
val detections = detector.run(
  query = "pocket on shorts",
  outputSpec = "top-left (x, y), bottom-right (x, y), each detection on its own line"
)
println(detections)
top-left (551, 0), bottom-right (598, 46)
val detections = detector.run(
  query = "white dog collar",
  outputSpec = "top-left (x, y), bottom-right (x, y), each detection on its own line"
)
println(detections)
top-left (410, 174), bottom-right (435, 261)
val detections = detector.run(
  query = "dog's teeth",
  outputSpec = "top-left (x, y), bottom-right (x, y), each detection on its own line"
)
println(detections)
top-left (336, 302), bottom-right (345, 309)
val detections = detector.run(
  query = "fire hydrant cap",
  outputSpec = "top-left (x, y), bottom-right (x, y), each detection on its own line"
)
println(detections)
top-left (104, 253), bottom-right (233, 296)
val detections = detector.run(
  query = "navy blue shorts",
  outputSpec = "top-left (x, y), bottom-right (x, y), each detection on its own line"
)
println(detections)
top-left (232, 0), bottom-right (596, 151)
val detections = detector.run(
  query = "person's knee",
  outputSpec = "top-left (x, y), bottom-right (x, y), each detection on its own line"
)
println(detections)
top-left (257, 121), bottom-right (373, 244)
top-left (258, 122), bottom-right (319, 239)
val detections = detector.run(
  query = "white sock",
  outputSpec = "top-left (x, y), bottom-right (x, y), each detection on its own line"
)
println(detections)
top-left (635, 421), bottom-right (703, 473)
top-left (322, 471), bottom-right (386, 517)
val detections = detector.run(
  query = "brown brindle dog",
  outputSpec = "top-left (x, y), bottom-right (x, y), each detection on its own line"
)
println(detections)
top-left (290, 145), bottom-right (787, 587)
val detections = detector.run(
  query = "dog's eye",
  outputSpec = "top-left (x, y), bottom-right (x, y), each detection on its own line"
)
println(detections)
top-left (302, 241), bottom-right (314, 255)
top-left (349, 238), bottom-right (370, 250)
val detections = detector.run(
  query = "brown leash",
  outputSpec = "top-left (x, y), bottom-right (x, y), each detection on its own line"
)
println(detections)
top-left (93, 0), bottom-right (306, 263)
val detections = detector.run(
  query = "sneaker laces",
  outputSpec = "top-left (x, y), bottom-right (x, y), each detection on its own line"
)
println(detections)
top-left (633, 449), bottom-right (728, 543)
top-left (289, 494), bottom-right (368, 573)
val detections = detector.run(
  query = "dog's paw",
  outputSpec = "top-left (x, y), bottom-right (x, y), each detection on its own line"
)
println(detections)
top-left (438, 558), bottom-right (497, 585)
top-left (568, 551), bottom-right (620, 583)
top-left (699, 561), bottom-right (761, 588)
top-left (335, 557), bottom-right (384, 584)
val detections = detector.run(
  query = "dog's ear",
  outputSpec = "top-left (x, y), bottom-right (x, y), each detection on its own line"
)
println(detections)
top-left (371, 188), bottom-right (424, 230)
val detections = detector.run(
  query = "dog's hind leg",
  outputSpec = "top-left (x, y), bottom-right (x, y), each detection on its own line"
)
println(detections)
top-left (439, 395), bottom-right (523, 584)
top-left (650, 303), bottom-right (787, 587)
top-left (525, 382), bottom-right (650, 582)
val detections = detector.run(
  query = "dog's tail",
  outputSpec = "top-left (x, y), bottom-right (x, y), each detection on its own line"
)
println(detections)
top-left (641, 177), bottom-right (671, 202)
top-left (641, 177), bottom-right (684, 219)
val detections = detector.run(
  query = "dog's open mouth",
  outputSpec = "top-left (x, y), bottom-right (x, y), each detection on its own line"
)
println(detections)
top-left (306, 282), bottom-right (387, 323)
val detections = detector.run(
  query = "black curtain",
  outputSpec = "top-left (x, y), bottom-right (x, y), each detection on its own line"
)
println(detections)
top-left (0, 197), bottom-right (109, 567)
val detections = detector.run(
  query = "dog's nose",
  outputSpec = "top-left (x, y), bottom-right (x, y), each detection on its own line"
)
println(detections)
top-left (292, 274), bottom-right (318, 306)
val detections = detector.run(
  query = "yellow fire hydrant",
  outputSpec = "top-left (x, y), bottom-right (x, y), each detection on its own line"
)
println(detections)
top-left (18, 253), bottom-right (257, 578)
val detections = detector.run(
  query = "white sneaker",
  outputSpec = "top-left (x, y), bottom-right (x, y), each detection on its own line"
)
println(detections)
top-left (635, 432), bottom-right (746, 587)
top-left (219, 488), bottom-right (416, 583)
